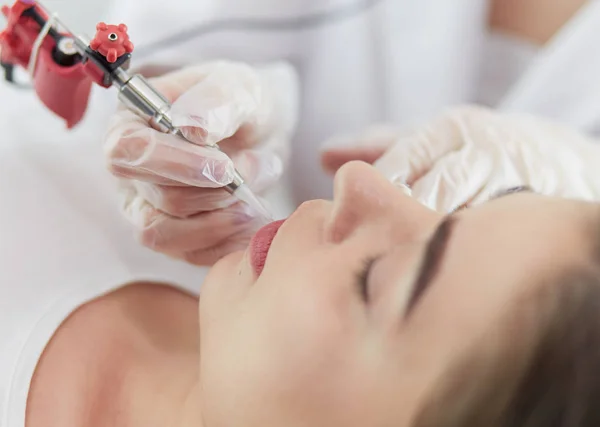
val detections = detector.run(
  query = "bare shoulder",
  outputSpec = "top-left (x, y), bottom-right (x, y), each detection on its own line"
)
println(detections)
top-left (489, 0), bottom-right (589, 45)
top-left (25, 282), bottom-right (199, 427)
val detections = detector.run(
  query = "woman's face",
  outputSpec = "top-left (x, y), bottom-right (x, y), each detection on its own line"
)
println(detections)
top-left (199, 161), bottom-right (595, 427)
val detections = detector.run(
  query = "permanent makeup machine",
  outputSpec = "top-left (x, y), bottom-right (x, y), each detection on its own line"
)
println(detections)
top-left (0, 0), bottom-right (272, 219)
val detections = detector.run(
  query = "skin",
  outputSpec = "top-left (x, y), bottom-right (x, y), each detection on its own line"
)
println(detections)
top-left (198, 161), bottom-right (595, 427)
top-left (490, 0), bottom-right (589, 45)
top-left (25, 3), bottom-right (592, 426)
top-left (27, 161), bottom-right (597, 427)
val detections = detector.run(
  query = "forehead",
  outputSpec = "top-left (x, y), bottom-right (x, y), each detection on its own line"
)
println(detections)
top-left (400, 194), bottom-right (595, 356)
top-left (455, 194), bottom-right (595, 291)
top-left (459, 193), bottom-right (595, 254)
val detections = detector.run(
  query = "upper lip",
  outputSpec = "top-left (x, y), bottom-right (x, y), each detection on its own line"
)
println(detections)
top-left (248, 219), bottom-right (288, 275)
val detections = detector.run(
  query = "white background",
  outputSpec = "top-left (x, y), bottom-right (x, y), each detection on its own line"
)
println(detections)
top-left (25, 0), bottom-right (113, 35)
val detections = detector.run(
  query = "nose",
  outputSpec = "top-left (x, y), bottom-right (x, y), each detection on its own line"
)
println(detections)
top-left (326, 161), bottom-right (440, 243)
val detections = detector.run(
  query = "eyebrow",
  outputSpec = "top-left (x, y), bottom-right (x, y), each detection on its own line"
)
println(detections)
top-left (404, 216), bottom-right (456, 319)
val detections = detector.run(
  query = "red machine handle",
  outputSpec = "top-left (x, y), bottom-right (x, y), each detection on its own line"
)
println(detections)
top-left (1, 1), bottom-right (93, 127)
top-left (34, 45), bottom-right (93, 128)
top-left (0, 0), bottom-right (135, 128)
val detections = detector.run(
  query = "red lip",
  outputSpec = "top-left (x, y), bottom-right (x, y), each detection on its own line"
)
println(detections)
top-left (249, 219), bottom-right (286, 276)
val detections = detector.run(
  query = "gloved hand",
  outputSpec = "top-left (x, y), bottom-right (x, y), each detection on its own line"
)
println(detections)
top-left (321, 105), bottom-right (600, 212)
top-left (104, 60), bottom-right (299, 265)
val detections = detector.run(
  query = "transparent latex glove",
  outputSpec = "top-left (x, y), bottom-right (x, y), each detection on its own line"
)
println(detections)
top-left (321, 105), bottom-right (600, 212)
top-left (104, 60), bottom-right (299, 265)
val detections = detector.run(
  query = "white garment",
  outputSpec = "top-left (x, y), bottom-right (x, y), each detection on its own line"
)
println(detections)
top-left (477, 31), bottom-right (540, 108)
top-left (0, 84), bottom-right (205, 427)
top-left (3, 0), bottom-right (600, 425)
top-left (109, 0), bottom-right (490, 202)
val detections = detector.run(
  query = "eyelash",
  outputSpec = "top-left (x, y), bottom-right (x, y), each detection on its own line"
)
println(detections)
top-left (450, 186), bottom-right (533, 213)
top-left (355, 256), bottom-right (378, 303)
top-left (355, 187), bottom-right (532, 303)
top-left (492, 186), bottom-right (533, 199)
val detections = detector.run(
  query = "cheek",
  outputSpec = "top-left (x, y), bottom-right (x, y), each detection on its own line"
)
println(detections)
top-left (199, 250), bottom-right (250, 324)
top-left (200, 267), bottom-right (378, 426)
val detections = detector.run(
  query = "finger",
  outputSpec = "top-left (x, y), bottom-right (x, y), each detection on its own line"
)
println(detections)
top-left (218, 123), bottom-right (260, 154)
top-left (134, 64), bottom-right (184, 79)
top-left (131, 148), bottom-right (283, 218)
top-left (320, 124), bottom-right (406, 175)
top-left (128, 198), bottom-right (264, 254)
top-left (133, 181), bottom-right (235, 217)
top-left (372, 109), bottom-right (488, 187)
top-left (170, 62), bottom-right (264, 146)
top-left (113, 64), bottom-right (219, 119)
top-left (410, 147), bottom-right (493, 212)
top-left (231, 148), bottom-right (284, 193)
top-left (116, 61), bottom-right (262, 142)
top-left (373, 132), bottom-right (458, 188)
top-left (171, 61), bottom-right (298, 148)
top-left (321, 146), bottom-right (388, 175)
top-left (180, 228), bottom-right (257, 266)
top-left (105, 110), bottom-right (237, 188)
top-left (458, 154), bottom-right (528, 209)
top-left (146, 63), bottom-right (226, 102)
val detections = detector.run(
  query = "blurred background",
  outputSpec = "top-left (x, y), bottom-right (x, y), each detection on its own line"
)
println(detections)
top-left (34, 0), bottom-right (113, 35)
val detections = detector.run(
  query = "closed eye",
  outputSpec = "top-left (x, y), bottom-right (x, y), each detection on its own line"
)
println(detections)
top-left (355, 256), bottom-right (379, 303)
top-left (451, 186), bottom-right (534, 213)
top-left (491, 186), bottom-right (533, 200)
top-left (355, 188), bottom-right (532, 306)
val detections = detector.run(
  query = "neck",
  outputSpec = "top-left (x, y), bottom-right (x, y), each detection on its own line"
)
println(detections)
top-left (107, 353), bottom-right (203, 427)
top-left (85, 283), bottom-right (205, 427)
top-left (175, 382), bottom-right (205, 427)
top-left (26, 282), bottom-right (204, 427)
top-left (95, 348), bottom-right (203, 427)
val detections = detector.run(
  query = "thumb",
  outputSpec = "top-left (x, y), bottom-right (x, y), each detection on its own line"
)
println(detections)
top-left (320, 125), bottom-right (401, 175)
top-left (321, 146), bottom-right (389, 175)
top-left (146, 64), bottom-right (214, 101)
top-left (231, 148), bottom-right (284, 194)
top-left (169, 61), bottom-right (264, 146)
top-left (410, 148), bottom-right (492, 212)
top-left (373, 111), bottom-right (472, 187)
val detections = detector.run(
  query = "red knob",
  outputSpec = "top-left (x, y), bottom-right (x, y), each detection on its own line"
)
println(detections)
top-left (89, 22), bottom-right (134, 63)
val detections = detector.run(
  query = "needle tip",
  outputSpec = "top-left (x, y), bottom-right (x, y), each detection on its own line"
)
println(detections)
top-left (234, 184), bottom-right (274, 224)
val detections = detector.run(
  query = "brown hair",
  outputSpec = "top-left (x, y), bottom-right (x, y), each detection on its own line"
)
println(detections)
top-left (413, 266), bottom-right (600, 427)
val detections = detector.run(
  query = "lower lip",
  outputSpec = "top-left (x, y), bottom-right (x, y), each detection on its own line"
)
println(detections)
top-left (249, 219), bottom-right (286, 276)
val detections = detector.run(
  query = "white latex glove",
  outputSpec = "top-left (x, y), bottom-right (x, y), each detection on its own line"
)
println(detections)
top-left (321, 105), bottom-right (600, 212)
top-left (104, 60), bottom-right (299, 265)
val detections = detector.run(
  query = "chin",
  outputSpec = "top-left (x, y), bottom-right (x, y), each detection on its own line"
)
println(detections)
top-left (204, 249), bottom-right (246, 285)
top-left (201, 249), bottom-right (248, 306)
top-left (214, 249), bottom-right (246, 271)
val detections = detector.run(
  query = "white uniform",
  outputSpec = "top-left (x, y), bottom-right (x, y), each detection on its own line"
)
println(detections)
top-left (107, 0), bottom-right (600, 202)
top-left (2, 0), bottom-right (600, 425)
top-left (0, 84), bottom-right (204, 427)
